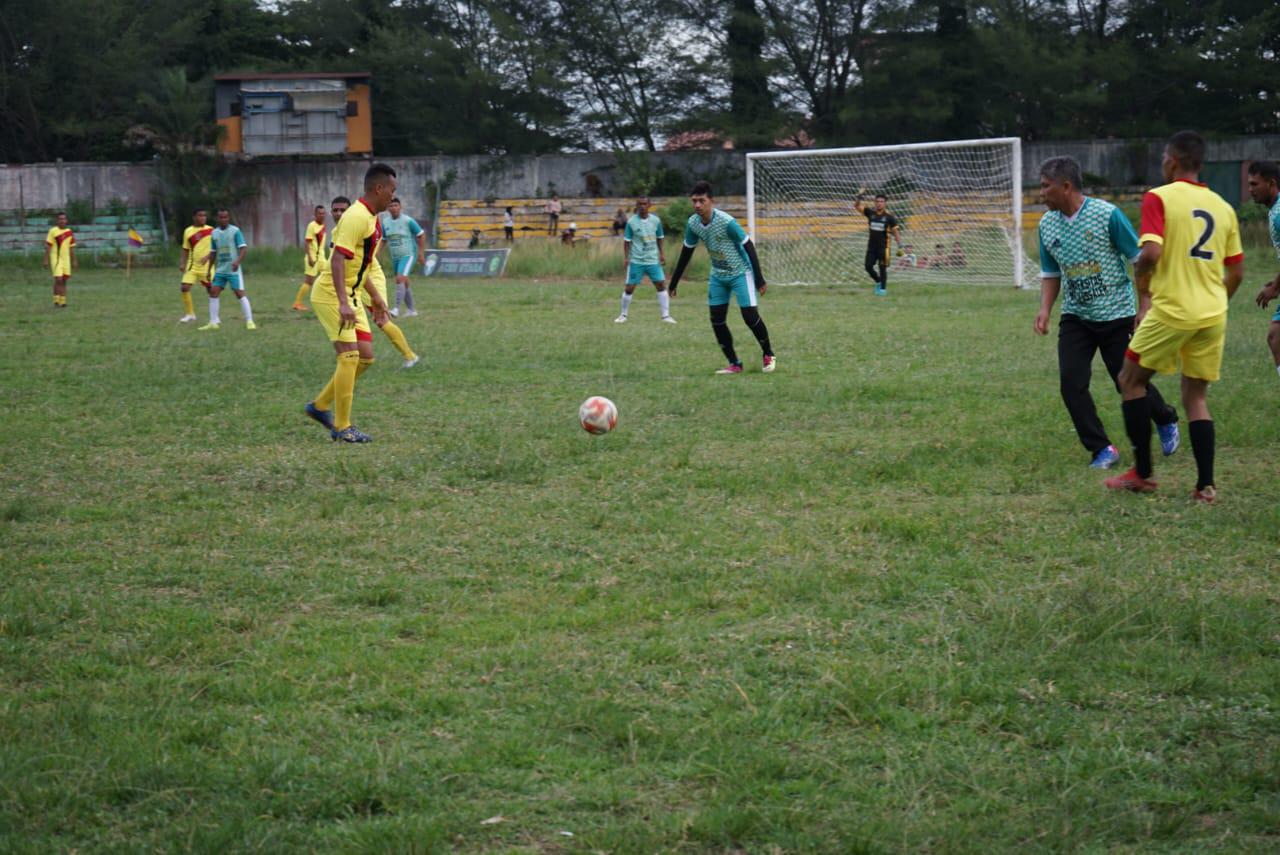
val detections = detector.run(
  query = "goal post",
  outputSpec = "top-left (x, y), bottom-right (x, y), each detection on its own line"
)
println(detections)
top-left (746, 138), bottom-right (1035, 289)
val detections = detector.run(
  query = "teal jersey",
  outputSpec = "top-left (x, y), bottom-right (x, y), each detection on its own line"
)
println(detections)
top-left (1037, 197), bottom-right (1139, 322)
top-left (624, 213), bottom-right (664, 265)
top-left (683, 209), bottom-right (749, 277)
top-left (210, 225), bottom-right (246, 275)
top-left (380, 213), bottom-right (424, 260)
top-left (1269, 197), bottom-right (1280, 261)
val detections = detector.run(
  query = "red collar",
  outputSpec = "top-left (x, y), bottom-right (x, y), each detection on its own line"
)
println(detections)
top-left (1174, 178), bottom-right (1208, 187)
top-left (358, 197), bottom-right (376, 214)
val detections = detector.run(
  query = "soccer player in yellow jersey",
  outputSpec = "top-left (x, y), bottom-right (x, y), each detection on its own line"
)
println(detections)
top-left (1107, 131), bottom-right (1245, 503)
top-left (303, 164), bottom-right (396, 443)
top-left (293, 204), bottom-right (327, 311)
top-left (44, 212), bottom-right (76, 308)
top-left (178, 208), bottom-right (214, 323)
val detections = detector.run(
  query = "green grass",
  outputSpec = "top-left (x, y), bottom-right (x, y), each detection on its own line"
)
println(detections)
top-left (2, 266), bottom-right (1278, 853)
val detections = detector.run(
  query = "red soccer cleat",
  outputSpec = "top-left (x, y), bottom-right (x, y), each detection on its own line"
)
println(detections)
top-left (1191, 486), bottom-right (1217, 504)
top-left (1104, 468), bottom-right (1158, 493)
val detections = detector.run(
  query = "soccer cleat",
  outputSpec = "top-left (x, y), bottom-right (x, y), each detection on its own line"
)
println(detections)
top-left (1104, 468), bottom-right (1157, 493)
top-left (874, 286), bottom-right (887, 296)
top-left (614, 315), bottom-right (628, 323)
top-left (291, 303), bottom-right (308, 312)
top-left (1191, 485), bottom-right (1217, 504)
top-left (762, 355), bottom-right (776, 373)
top-left (198, 322), bottom-right (220, 331)
top-left (389, 307), bottom-right (400, 317)
top-left (246, 320), bottom-right (257, 330)
top-left (1157, 422), bottom-right (1180, 456)
top-left (715, 363), bottom-right (744, 375)
top-left (179, 314), bottom-right (197, 323)
top-left (402, 355), bottom-right (420, 369)
top-left (305, 402), bottom-right (337, 438)
top-left (1089, 445), bottom-right (1120, 469)
top-left (333, 426), bottom-right (373, 443)
top-left (661, 315), bottom-right (677, 324)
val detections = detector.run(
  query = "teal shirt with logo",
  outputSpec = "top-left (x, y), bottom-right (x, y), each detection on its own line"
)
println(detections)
top-left (683, 209), bottom-right (750, 278)
top-left (1038, 197), bottom-right (1140, 322)
top-left (210, 225), bottom-right (247, 275)
top-left (380, 213), bottom-right (424, 260)
top-left (624, 213), bottom-right (664, 265)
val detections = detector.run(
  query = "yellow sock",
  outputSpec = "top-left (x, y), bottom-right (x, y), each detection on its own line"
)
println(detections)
top-left (294, 283), bottom-right (311, 305)
top-left (381, 321), bottom-right (415, 360)
top-left (182, 291), bottom-right (194, 315)
top-left (333, 351), bottom-right (360, 430)
top-left (314, 376), bottom-right (336, 411)
top-left (356, 358), bottom-right (375, 379)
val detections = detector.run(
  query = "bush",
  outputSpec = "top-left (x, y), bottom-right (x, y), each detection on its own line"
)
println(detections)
top-left (65, 198), bottom-right (94, 225)
top-left (657, 197), bottom-right (693, 236)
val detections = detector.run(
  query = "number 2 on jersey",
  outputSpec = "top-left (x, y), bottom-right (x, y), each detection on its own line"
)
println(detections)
top-left (1189, 209), bottom-right (1215, 260)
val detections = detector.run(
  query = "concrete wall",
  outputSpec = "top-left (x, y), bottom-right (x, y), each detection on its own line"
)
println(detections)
top-left (3, 137), bottom-right (1277, 247)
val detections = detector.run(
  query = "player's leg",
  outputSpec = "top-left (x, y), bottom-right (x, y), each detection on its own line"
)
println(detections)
top-left (879, 244), bottom-right (890, 293)
top-left (1268, 310), bottom-right (1280, 377)
top-left (53, 273), bottom-right (68, 307)
top-left (309, 300), bottom-right (371, 442)
top-left (651, 265), bottom-right (674, 323)
top-left (1099, 317), bottom-right (1179, 456)
top-left (201, 281), bottom-right (224, 330)
top-left (1107, 318), bottom-right (1181, 489)
top-left (864, 245), bottom-right (879, 289)
top-left (1057, 316), bottom-right (1114, 465)
top-left (618, 263), bottom-right (641, 322)
top-left (735, 273), bottom-right (774, 371)
top-left (293, 272), bottom-right (313, 311)
top-left (1180, 319), bottom-right (1226, 501)
top-left (402, 279), bottom-right (416, 316)
top-left (370, 271), bottom-right (418, 367)
top-left (232, 273), bottom-right (255, 329)
top-left (179, 269), bottom-right (197, 322)
top-left (708, 277), bottom-right (740, 373)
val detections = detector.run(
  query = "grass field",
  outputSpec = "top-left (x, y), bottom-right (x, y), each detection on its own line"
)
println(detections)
top-left (2, 264), bottom-right (1278, 853)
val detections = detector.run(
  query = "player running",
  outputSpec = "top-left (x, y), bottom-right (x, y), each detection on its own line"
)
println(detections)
top-left (380, 197), bottom-right (426, 317)
top-left (1034, 155), bottom-right (1180, 469)
top-left (668, 181), bottom-right (775, 374)
top-left (293, 204), bottom-right (327, 311)
top-left (44, 212), bottom-right (76, 308)
top-left (304, 165), bottom-right (397, 444)
top-left (1246, 161), bottom-right (1280, 377)
top-left (1107, 131), bottom-right (1244, 503)
top-left (200, 208), bottom-right (255, 331)
top-left (860, 194), bottom-right (903, 295)
top-left (178, 208), bottom-right (213, 323)
top-left (615, 195), bottom-right (674, 324)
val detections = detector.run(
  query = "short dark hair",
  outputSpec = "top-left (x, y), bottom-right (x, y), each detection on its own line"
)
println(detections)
top-left (1167, 130), bottom-right (1206, 171)
top-left (314, 204), bottom-right (325, 211)
top-left (55, 211), bottom-right (66, 218)
top-left (331, 195), bottom-right (351, 207)
top-left (192, 207), bottom-right (207, 216)
top-left (1039, 155), bottom-right (1083, 190)
top-left (1247, 160), bottom-right (1280, 185)
top-left (390, 197), bottom-right (401, 204)
top-left (875, 193), bottom-right (887, 201)
top-left (215, 207), bottom-right (229, 216)
top-left (689, 180), bottom-right (713, 197)
top-left (364, 162), bottom-right (397, 190)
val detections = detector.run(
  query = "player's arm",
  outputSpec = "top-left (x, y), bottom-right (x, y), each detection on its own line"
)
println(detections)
top-left (657, 223), bottom-right (666, 266)
top-left (667, 245), bottom-right (696, 297)
top-left (1133, 191), bottom-right (1165, 296)
top-left (1254, 267), bottom-right (1280, 308)
top-left (232, 241), bottom-right (247, 271)
top-left (305, 233), bottom-right (316, 268)
top-left (1224, 258), bottom-right (1245, 299)
top-left (70, 239), bottom-right (76, 270)
top-left (622, 220), bottom-right (632, 267)
top-left (415, 227), bottom-right (426, 264)
top-left (179, 244), bottom-right (189, 273)
top-left (1222, 215), bottom-right (1245, 300)
top-left (743, 238), bottom-right (766, 294)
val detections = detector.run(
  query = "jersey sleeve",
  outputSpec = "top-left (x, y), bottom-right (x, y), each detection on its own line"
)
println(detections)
top-left (234, 227), bottom-right (247, 249)
top-left (45, 227), bottom-right (55, 246)
top-left (885, 214), bottom-right (899, 231)
top-left (726, 218), bottom-right (748, 245)
top-left (683, 220), bottom-right (698, 249)
top-left (1037, 223), bottom-right (1061, 277)
top-left (655, 221), bottom-right (664, 240)
top-left (623, 221), bottom-right (633, 242)
top-left (1223, 209), bottom-right (1244, 266)
top-left (408, 217), bottom-right (424, 237)
top-left (1108, 206), bottom-right (1141, 262)
top-left (1139, 191), bottom-right (1165, 245)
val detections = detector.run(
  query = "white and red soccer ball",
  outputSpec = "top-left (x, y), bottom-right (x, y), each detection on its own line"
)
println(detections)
top-left (578, 396), bottom-right (618, 434)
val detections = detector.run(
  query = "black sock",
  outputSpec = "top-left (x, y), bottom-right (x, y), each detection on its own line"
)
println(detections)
top-left (1122, 396), bottom-right (1153, 478)
top-left (740, 307), bottom-right (772, 357)
top-left (1189, 419), bottom-right (1215, 490)
top-left (710, 306), bottom-right (738, 364)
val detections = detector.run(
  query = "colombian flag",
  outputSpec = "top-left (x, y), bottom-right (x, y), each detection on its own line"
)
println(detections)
top-left (127, 228), bottom-right (145, 248)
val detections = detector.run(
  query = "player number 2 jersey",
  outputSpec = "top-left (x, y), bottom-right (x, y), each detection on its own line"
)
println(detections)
top-left (683, 209), bottom-right (750, 277)
top-left (45, 226), bottom-right (75, 265)
top-left (1139, 179), bottom-right (1243, 328)
top-left (625, 214), bottom-right (664, 265)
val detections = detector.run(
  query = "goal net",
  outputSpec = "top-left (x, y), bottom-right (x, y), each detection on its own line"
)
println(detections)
top-left (747, 138), bottom-right (1036, 288)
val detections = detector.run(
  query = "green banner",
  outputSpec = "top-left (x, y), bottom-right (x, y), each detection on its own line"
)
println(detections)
top-left (420, 249), bottom-right (510, 278)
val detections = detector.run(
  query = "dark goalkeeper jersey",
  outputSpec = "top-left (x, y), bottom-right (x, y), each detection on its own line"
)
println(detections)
top-left (863, 208), bottom-right (899, 246)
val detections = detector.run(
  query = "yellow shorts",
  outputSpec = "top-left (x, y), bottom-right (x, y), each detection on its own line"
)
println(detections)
top-left (52, 261), bottom-right (72, 279)
top-left (181, 261), bottom-right (211, 287)
top-left (1128, 314), bottom-right (1227, 382)
top-left (305, 256), bottom-right (322, 279)
top-left (313, 296), bottom-right (372, 344)
top-left (364, 265), bottom-right (388, 308)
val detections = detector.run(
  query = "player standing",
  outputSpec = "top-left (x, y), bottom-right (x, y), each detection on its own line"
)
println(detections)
top-left (44, 212), bottom-right (76, 308)
top-left (1106, 131), bottom-right (1244, 503)
top-left (293, 204), bottom-right (327, 311)
top-left (1246, 161), bottom-right (1280, 375)
top-left (1033, 155), bottom-right (1180, 468)
top-left (380, 197), bottom-right (426, 317)
top-left (304, 165), bottom-right (397, 443)
top-left (200, 208), bottom-right (255, 331)
top-left (615, 195), bottom-right (674, 324)
top-left (668, 181), bottom-right (775, 374)
top-left (861, 194), bottom-right (903, 295)
top-left (178, 208), bottom-right (213, 323)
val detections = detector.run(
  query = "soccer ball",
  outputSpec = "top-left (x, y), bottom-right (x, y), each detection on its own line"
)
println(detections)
top-left (578, 396), bottom-right (618, 434)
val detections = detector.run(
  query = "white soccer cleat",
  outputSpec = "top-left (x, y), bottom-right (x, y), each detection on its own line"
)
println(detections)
top-left (389, 307), bottom-right (400, 317)
top-left (614, 315), bottom-right (628, 324)
top-left (179, 314), bottom-right (197, 323)
top-left (402, 355), bottom-right (420, 369)
top-left (762, 355), bottom-right (776, 373)
top-left (402, 309), bottom-right (418, 317)
top-left (661, 315), bottom-right (677, 324)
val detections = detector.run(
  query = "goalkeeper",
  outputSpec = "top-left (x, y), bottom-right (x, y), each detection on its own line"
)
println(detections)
top-left (860, 194), bottom-right (903, 295)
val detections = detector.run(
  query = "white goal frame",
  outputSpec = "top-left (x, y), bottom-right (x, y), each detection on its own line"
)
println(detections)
top-left (746, 138), bottom-right (1028, 289)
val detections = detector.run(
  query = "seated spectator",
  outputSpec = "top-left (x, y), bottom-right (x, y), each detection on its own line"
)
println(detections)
top-left (947, 241), bottom-right (967, 268)
top-left (611, 208), bottom-right (627, 236)
top-left (468, 228), bottom-right (482, 249)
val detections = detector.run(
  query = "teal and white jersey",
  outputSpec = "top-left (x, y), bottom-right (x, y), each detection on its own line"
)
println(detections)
top-left (624, 213), bottom-right (664, 265)
top-left (683, 209), bottom-right (749, 277)
top-left (1268, 197), bottom-right (1280, 260)
top-left (210, 225), bottom-right (246, 275)
top-left (380, 213), bottom-right (424, 260)
top-left (1038, 197), bottom-right (1139, 322)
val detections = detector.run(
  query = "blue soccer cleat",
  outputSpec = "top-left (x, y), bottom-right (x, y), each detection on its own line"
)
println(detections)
top-left (305, 402), bottom-right (337, 439)
top-left (1157, 421), bottom-right (1180, 456)
top-left (1089, 444), bottom-right (1120, 469)
top-left (333, 426), bottom-right (373, 443)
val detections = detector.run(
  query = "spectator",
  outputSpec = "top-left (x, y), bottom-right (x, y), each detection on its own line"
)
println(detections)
top-left (545, 194), bottom-right (562, 235)
top-left (468, 228), bottom-right (482, 249)
top-left (611, 208), bottom-right (627, 236)
top-left (503, 206), bottom-right (515, 242)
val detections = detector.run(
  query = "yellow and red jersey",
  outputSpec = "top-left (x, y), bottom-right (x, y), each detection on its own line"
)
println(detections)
top-left (312, 198), bottom-right (382, 304)
top-left (182, 224), bottom-right (214, 270)
top-left (45, 226), bottom-right (75, 264)
top-left (304, 220), bottom-right (327, 267)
